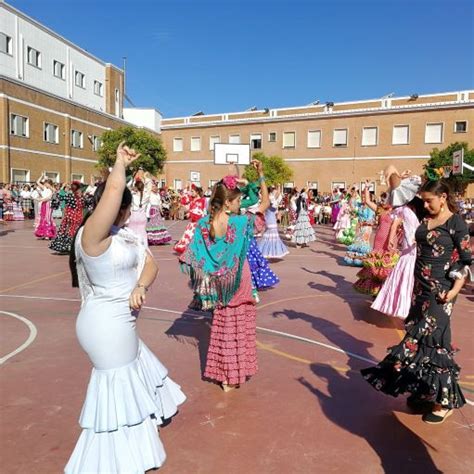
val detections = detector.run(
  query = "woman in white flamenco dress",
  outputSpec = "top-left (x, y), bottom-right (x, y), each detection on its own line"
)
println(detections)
top-left (65, 143), bottom-right (186, 473)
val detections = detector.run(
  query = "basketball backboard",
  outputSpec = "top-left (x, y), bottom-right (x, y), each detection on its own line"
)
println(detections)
top-left (214, 143), bottom-right (251, 165)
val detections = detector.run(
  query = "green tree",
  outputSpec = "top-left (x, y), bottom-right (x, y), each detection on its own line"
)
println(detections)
top-left (424, 142), bottom-right (474, 193)
top-left (97, 126), bottom-right (166, 176)
top-left (243, 152), bottom-right (293, 186)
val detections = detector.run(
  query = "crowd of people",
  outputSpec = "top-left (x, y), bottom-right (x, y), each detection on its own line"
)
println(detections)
top-left (1, 151), bottom-right (472, 472)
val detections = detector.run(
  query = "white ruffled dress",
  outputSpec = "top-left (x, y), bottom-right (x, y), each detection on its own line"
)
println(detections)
top-left (65, 226), bottom-right (186, 473)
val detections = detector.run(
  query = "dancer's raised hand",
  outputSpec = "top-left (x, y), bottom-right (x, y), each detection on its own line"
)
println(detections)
top-left (116, 141), bottom-right (141, 167)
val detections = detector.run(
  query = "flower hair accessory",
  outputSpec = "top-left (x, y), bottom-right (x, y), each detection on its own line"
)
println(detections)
top-left (425, 167), bottom-right (445, 181)
top-left (221, 175), bottom-right (238, 190)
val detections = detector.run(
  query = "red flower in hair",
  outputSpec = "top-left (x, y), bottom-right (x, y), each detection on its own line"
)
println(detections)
top-left (222, 175), bottom-right (238, 190)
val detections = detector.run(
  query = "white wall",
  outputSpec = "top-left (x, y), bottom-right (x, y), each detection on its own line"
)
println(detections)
top-left (1, 3), bottom-right (106, 112)
top-left (123, 108), bottom-right (162, 133)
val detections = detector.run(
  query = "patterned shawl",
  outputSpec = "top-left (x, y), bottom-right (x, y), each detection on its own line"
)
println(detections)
top-left (180, 214), bottom-right (254, 310)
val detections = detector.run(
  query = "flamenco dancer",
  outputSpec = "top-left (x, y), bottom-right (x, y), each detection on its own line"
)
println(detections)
top-left (34, 175), bottom-right (57, 240)
top-left (65, 142), bottom-right (185, 472)
top-left (291, 189), bottom-right (316, 247)
top-left (343, 201), bottom-right (375, 266)
top-left (258, 186), bottom-right (289, 259)
top-left (354, 186), bottom-right (398, 296)
top-left (146, 182), bottom-right (172, 245)
top-left (180, 160), bottom-right (270, 391)
top-left (173, 185), bottom-right (206, 254)
top-left (362, 178), bottom-right (472, 424)
top-left (239, 179), bottom-right (280, 301)
top-left (49, 181), bottom-right (84, 254)
top-left (127, 175), bottom-right (151, 246)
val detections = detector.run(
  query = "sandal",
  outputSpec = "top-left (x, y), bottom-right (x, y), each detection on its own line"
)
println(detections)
top-left (422, 409), bottom-right (453, 424)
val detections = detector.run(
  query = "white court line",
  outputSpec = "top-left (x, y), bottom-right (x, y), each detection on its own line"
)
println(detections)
top-left (0, 311), bottom-right (38, 365)
top-left (1, 294), bottom-right (473, 406)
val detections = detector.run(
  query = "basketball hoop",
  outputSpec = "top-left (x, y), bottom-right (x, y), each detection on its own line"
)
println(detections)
top-left (442, 166), bottom-right (453, 178)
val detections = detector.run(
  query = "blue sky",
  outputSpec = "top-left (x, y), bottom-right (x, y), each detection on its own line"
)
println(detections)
top-left (10, 0), bottom-right (474, 117)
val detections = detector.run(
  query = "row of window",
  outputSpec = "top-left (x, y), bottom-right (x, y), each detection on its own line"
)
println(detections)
top-left (172, 121), bottom-right (469, 152)
top-left (0, 32), bottom-right (104, 96)
top-left (11, 168), bottom-right (85, 184)
top-left (9, 114), bottom-right (102, 150)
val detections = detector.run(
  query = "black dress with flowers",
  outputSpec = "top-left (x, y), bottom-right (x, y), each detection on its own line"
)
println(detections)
top-left (361, 214), bottom-right (472, 409)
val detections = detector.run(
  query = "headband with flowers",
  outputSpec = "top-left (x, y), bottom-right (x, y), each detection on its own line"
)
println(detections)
top-left (425, 167), bottom-right (446, 181)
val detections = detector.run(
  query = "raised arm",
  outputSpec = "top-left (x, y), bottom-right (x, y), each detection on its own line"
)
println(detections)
top-left (255, 160), bottom-right (270, 214)
top-left (82, 142), bottom-right (140, 256)
top-left (364, 180), bottom-right (377, 212)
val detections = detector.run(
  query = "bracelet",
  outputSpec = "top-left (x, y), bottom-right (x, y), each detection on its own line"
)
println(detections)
top-left (258, 176), bottom-right (265, 183)
top-left (136, 283), bottom-right (148, 292)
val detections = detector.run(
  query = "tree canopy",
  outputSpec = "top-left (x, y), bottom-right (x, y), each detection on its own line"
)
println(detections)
top-left (243, 152), bottom-right (294, 186)
top-left (424, 142), bottom-right (474, 193)
top-left (96, 126), bottom-right (166, 176)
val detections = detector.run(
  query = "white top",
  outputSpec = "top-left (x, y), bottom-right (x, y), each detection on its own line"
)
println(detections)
top-left (20, 190), bottom-right (31, 198)
top-left (40, 188), bottom-right (53, 200)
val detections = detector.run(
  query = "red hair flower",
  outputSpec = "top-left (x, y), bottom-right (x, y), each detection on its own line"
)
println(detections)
top-left (222, 175), bottom-right (238, 190)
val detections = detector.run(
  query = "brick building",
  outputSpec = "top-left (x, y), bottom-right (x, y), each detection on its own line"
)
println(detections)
top-left (160, 92), bottom-right (474, 195)
top-left (0, 1), bottom-right (160, 184)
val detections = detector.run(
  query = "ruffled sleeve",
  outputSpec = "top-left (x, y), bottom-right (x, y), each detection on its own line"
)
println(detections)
top-left (449, 215), bottom-right (473, 282)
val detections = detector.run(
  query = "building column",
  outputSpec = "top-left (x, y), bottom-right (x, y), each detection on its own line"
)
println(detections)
top-left (0, 95), bottom-right (10, 182)
top-left (64, 114), bottom-right (71, 182)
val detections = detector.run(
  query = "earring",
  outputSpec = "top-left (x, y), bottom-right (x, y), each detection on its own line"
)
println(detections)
top-left (441, 203), bottom-right (445, 212)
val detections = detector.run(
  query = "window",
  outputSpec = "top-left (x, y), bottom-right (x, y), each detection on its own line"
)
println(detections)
top-left (0, 33), bottom-right (13, 55)
top-left (71, 130), bottom-right (83, 148)
top-left (361, 127), bottom-right (378, 146)
top-left (332, 181), bottom-right (346, 191)
top-left (392, 125), bottom-right (410, 145)
top-left (307, 130), bottom-right (321, 148)
top-left (10, 114), bottom-right (29, 137)
top-left (333, 129), bottom-right (348, 147)
top-left (92, 135), bottom-right (102, 151)
top-left (425, 123), bottom-right (443, 144)
top-left (229, 134), bottom-right (241, 144)
top-left (307, 181), bottom-right (318, 191)
top-left (268, 132), bottom-right (277, 142)
top-left (94, 80), bottom-right (103, 96)
top-left (71, 174), bottom-right (84, 183)
top-left (283, 132), bottom-right (296, 148)
top-left (115, 89), bottom-right (120, 116)
top-left (209, 135), bottom-right (220, 151)
top-left (45, 171), bottom-right (60, 183)
top-left (11, 169), bottom-right (30, 183)
top-left (173, 137), bottom-right (183, 152)
top-left (53, 60), bottom-right (65, 79)
top-left (27, 46), bottom-right (41, 68)
top-left (190, 137), bottom-right (201, 152)
top-left (43, 123), bottom-right (59, 144)
top-left (250, 133), bottom-right (262, 149)
top-left (454, 121), bottom-right (467, 133)
top-left (173, 179), bottom-right (183, 190)
top-left (75, 71), bottom-right (85, 88)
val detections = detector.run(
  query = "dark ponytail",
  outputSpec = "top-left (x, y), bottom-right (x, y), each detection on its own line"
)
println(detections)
top-left (69, 182), bottom-right (132, 287)
top-left (420, 179), bottom-right (458, 213)
top-left (208, 182), bottom-right (242, 240)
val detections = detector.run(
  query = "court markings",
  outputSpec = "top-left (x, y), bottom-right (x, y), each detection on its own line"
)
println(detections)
top-left (1, 293), bottom-right (473, 406)
top-left (0, 311), bottom-right (38, 365)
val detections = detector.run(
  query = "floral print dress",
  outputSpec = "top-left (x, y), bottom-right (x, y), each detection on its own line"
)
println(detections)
top-left (361, 213), bottom-right (472, 409)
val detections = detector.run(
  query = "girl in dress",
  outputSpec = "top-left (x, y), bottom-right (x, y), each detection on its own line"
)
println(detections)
top-left (127, 176), bottom-right (151, 246)
top-left (11, 185), bottom-right (24, 221)
top-left (146, 183), bottom-right (172, 245)
top-left (362, 179), bottom-right (472, 424)
top-left (180, 161), bottom-right (270, 391)
top-left (333, 197), bottom-right (351, 239)
top-left (20, 185), bottom-right (34, 219)
top-left (258, 187), bottom-right (289, 259)
top-left (343, 203), bottom-right (375, 266)
top-left (370, 199), bottom-right (422, 319)
top-left (354, 190), bottom-right (399, 296)
top-left (49, 182), bottom-right (84, 254)
top-left (34, 176), bottom-right (57, 239)
top-left (173, 186), bottom-right (206, 254)
top-left (65, 142), bottom-right (185, 472)
top-left (292, 189), bottom-right (316, 247)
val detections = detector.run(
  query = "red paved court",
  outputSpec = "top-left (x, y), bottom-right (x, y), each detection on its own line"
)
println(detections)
top-left (1, 220), bottom-right (473, 473)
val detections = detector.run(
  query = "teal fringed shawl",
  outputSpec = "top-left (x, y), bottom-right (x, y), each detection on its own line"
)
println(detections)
top-left (180, 214), bottom-right (254, 310)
